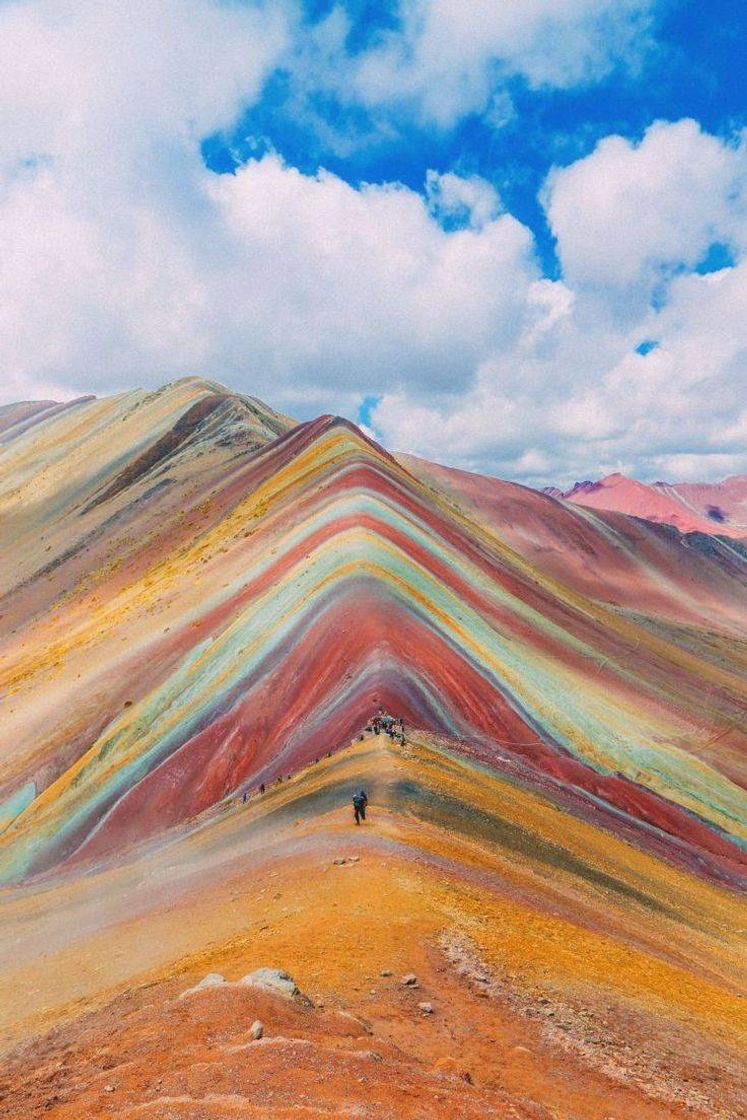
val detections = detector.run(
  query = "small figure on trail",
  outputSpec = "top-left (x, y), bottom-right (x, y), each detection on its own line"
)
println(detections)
top-left (353, 789), bottom-right (368, 826)
top-left (242, 789), bottom-right (248, 804)
top-left (259, 783), bottom-right (265, 795)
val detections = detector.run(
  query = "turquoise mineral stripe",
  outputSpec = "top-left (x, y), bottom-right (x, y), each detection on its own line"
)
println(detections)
top-left (0, 781), bottom-right (36, 836)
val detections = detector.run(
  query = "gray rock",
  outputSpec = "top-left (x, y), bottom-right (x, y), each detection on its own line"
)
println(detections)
top-left (418, 1002), bottom-right (434, 1014)
top-left (249, 1020), bottom-right (264, 1040)
top-left (379, 969), bottom-right (393, 977)
top-left (239, 968), bottom-right (302, 1001)
top-left (197, 972), bottom-right (227, 988)
top-left (178, 972), bottom-right (227, 999)
top-left (401, 973), bottom-right (418, 986)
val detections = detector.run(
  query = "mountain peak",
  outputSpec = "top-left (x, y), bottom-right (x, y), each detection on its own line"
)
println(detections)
top-left (555, 469), bottom-right (747, 538)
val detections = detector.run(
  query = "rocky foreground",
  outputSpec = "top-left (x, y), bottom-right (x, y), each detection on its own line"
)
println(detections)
top-left (1, 734), bottom-right (745, 1119)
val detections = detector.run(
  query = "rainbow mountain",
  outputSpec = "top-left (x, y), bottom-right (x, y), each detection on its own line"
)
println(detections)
top-left (0, 378), bottom-right (745, 1119)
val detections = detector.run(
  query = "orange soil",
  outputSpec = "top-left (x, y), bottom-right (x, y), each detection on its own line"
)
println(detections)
top-left (1, 737), bottom-right (745, 1119)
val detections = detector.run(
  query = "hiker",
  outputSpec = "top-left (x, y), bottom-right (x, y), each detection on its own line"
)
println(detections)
top-left (259, 783), bottom-right (265, 795)
top-left (242, 789), bottom-right (248, 804)
top-left (352, 789), bottom-right (368, 826)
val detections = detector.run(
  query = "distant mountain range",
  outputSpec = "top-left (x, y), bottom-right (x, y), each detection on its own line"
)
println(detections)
top-left (544, 471), bottom-right (747, 539)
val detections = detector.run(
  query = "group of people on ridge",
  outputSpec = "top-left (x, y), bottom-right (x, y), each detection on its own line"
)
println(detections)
top-left (350, 708), bottom-right (406, 823)
top-left (238, 708), bottom-right (409, 827)
top-left (367, 709), bottom-right (406, 745)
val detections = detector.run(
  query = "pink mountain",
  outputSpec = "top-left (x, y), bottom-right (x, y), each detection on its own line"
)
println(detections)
top-left (554, 472), bottom-right (747, 538)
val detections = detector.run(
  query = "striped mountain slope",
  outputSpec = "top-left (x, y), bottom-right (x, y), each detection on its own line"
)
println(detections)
top-left (0, 383), bottom-right (745, 888)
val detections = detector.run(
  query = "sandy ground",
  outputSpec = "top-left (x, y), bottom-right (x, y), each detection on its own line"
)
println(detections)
top-left (1, 735), bottom-right (745, 1119)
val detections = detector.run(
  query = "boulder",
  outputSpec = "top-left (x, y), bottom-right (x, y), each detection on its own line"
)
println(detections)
top-left (401, 973), bottom-right (418, 986)
top-left (418, 1002), bottom-right (434, 1014)
top-left (239, 968), bottom-right (305, 1002)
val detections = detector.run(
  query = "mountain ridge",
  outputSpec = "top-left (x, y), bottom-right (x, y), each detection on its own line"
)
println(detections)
top-left (545, 470), bottom-right (747, 539)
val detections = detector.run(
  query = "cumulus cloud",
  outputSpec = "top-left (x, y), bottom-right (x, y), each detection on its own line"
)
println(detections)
top-left (0, 0), bottom-right (289, 163)
top-left (0, 2), bottom-right (744, 487)
top-left (0, 0), bottom-right (291, 398)
top-left (208, 160), bottom-right (538, 406)
top-left (349, 0), bottom-right (655, 127)
top-left (425, 171), bottom-right (502, 230)
top-left (0, 1), bottom-right (538, 411)
top-left (271, 0), bottom-right (655, 154)
top-left (544, 119), bottom-right (747, 294)
top-left (371, 122), bottom-right (747, 484)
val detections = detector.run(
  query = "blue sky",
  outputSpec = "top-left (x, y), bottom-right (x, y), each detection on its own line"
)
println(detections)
top-left (1, 0), bottom-right (746, 485)
top-left (205, 0), bottom-right (747, 279)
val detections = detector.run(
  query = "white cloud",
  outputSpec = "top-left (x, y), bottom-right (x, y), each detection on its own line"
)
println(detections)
top-left (544, 119), bottom-right (747, 293)
top-left (0, 0), bottom-right (291, 398)
top-left (0, 3), bottom-right (744, 487)
top-left (0, 2), bottom-right (538, 413)
top-left (371, 250), bottom-right (747, 485)
top-left (425, 171), bottom-right (502, 229)
top-left (349, 0), bottom-right (655, 127)
top-left (206, 157), bottom-right (537, 403)
top-left (371, 123), bottom-right (747, 485)
top-left (276, 0), bottom-right (654, 149)
top-left (0, 0), bottom-right (289, 166)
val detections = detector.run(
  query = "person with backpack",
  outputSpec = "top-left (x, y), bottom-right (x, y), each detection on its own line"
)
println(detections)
top-left (352, 789), bottom-right (368, 825)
